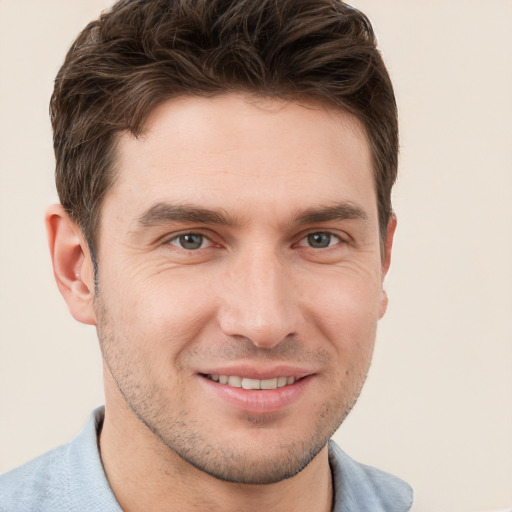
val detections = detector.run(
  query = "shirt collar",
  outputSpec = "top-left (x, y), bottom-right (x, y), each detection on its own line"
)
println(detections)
top-left (71, 407), bottom-right (412, 511)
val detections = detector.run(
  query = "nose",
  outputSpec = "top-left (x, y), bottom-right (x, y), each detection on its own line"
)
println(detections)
top-left (218, 246), bottom-right (300, 349)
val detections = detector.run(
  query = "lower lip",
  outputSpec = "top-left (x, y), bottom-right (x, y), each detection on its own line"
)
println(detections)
top-left (199, 375), bottom-right (313, 415)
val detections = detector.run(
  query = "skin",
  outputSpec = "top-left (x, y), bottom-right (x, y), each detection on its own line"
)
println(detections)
top-left (47, 94), bottom-right (395, 512)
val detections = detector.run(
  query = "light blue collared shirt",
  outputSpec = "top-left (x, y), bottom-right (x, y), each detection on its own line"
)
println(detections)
top-left (0, 407), bottom-right (413, 511)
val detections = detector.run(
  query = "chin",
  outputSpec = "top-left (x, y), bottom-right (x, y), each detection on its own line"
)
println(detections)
top-left (168, 435), bottom-right (330, 485)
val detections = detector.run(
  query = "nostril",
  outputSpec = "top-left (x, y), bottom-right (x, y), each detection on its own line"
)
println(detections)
top-left (217, 268), bottom-right (299, 347)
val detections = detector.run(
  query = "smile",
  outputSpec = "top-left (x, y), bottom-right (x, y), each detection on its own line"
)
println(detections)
top-left (205, 374), bottom-right (296, 390)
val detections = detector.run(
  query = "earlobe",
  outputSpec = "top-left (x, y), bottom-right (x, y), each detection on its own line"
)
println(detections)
top-left (45, 204), bottom-right (97, 325)
top-left (378, 213), bottom-right (397, 319)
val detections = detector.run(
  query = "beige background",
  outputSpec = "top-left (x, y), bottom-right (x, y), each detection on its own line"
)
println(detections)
top-left (0, 1), bottom-right (511, 510)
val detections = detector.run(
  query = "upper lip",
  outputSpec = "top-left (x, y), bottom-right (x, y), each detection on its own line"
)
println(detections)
top-left (198, 364), bottom-right (315, 381)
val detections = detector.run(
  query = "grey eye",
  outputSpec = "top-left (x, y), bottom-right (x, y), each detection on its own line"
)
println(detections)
top-left (307, 232), bottom-right (333, 248)
top-left (176, 234), bottom-right (204, 250)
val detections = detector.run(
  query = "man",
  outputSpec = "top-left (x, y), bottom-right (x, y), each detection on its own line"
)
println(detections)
top-left (0, 0), bottom-right (412, 510)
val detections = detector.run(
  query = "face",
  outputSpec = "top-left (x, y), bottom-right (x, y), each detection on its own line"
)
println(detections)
top-left (93, 94), bottom-right (392, 484)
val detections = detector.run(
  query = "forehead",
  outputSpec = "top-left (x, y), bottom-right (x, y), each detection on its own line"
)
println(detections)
top-left (107, 94), bottom-right (376, 224)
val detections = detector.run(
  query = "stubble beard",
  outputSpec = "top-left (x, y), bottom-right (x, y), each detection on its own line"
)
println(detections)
top-left (94, 293), bottom-right (372, 485)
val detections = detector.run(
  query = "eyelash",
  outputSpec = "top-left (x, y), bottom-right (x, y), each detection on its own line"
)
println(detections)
top-left (166, 230), bottom-right (345, 251)
top-left (296, 232), bottom-right (342, 249)
top-left (167, 232), bottom-right (214, 250)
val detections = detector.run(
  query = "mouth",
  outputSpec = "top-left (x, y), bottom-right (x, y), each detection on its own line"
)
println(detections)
top-left (202, 374), bottom-right (298, 390)
top-left (199, 370), bottom-right (313, 414)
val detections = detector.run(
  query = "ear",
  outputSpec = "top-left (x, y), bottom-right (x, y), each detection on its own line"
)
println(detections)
top-left (45, 204), bottom-right (97, 325)
top-left (378, 213), bottom-right (397, 319)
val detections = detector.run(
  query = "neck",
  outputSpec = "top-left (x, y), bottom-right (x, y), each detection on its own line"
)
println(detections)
top-left (99, 396), bottom-right (333, 512)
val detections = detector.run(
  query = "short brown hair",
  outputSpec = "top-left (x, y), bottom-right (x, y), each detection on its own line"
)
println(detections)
top-left (51, 0), bottom-right (398, 259)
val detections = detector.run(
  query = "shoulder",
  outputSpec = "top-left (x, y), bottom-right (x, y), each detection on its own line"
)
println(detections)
top-left (329, 440), bottom-right (413, 512)
top-left (0, 443), bottom-right (73, 512)
top-left (0, 407), bottom-right (121, 512)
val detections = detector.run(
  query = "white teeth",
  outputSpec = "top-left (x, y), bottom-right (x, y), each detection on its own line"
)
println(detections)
top-left (242, 378), bottom-right (260, 390)
top-left (261, 378), bottom-right (278, 390)
top-left (228, 376), bottom-right (242, 387)
top-left (207, 374), bottom-right (297, 389)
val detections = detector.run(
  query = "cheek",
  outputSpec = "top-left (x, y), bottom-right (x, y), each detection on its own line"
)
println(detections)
top-left (98, 269), bottom-right (218, 358)
top-left (301, 270), bottom-right (381, 385)
top-left (302, 269), bottom-right (383, 338)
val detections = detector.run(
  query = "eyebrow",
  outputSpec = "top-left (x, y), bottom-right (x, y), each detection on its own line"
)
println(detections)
top-left (135, 201), bottom-right (368, 229)
top-left (292, 202), bottom-right (368, 225)
top-left (136, 203), bottom-right (240, 227)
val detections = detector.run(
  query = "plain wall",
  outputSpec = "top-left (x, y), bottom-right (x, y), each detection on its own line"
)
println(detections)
top-left (0, 1), bottom-right (511, 511)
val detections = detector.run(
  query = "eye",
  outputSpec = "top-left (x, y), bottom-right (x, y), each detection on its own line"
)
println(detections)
top-left (169, 233), bottom-right (210, 250)
top-left (299, 232), bottom-right (341, 249)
